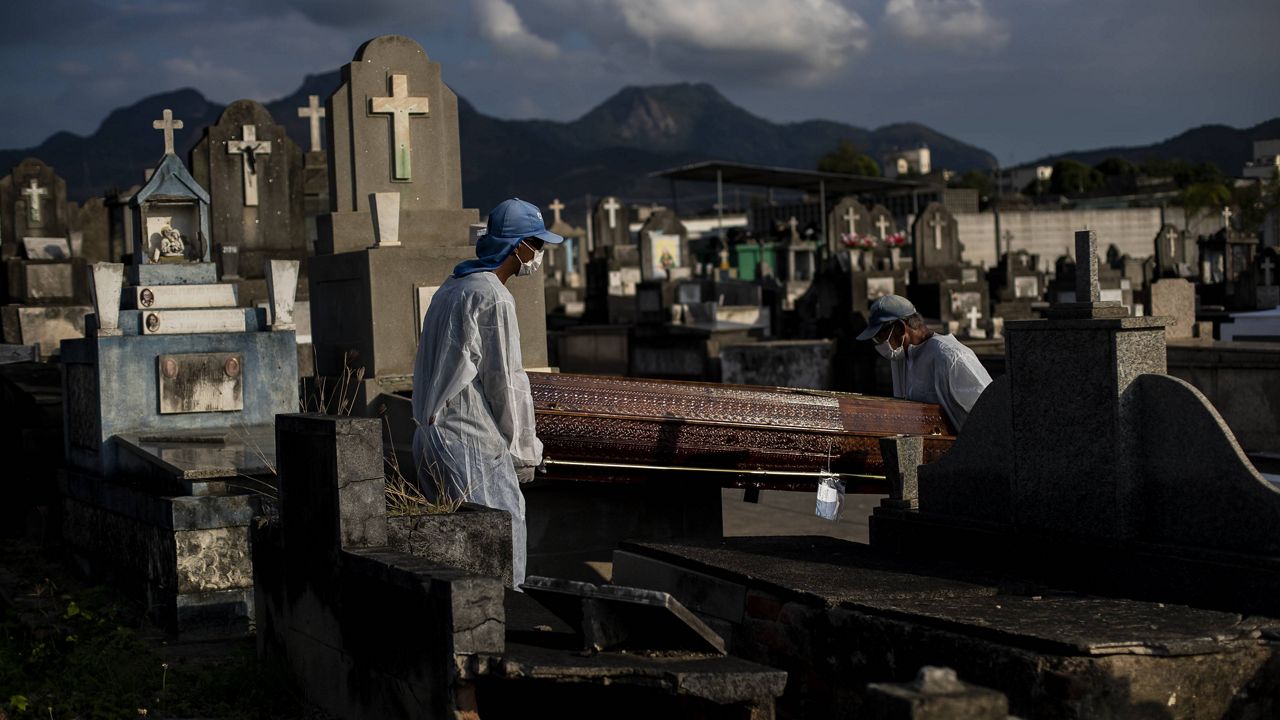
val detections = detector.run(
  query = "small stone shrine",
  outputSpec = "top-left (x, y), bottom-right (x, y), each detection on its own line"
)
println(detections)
top-left (633, 210), bottom-right (691, 323)
top-left (986, 249), bottom-right (1046, 321)
top-left (308, 35), bottom-right (547, 411)
top-left (58, 109), bottom-right (300, 631)
top-left (190, 100), bottom-right (307, 306)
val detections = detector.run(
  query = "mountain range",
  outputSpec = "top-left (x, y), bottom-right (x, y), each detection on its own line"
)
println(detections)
top-left (1024, 119), bottom-right (1280, 174)
top-left (1, 73), bottom-right (1272, 213)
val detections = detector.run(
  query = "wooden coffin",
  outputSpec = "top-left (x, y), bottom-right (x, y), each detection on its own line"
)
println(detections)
top-left (531, 373), bottom-right (955, 492)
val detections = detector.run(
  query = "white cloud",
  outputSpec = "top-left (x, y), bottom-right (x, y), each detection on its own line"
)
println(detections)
top-left (475, 0), bottom-right (560, 60)
top-left (882, 0), bottom-right (1010, 51)
top-left (609, 0), bottom-right (870, 84)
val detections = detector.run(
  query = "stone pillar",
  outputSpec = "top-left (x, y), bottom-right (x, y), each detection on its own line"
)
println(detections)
top-left (1005, 230), bottom-right (1169, 540)
top-left (878, 435), bottom-right (923, 510)
top-left (865, 666), bottom-right (1008, 720)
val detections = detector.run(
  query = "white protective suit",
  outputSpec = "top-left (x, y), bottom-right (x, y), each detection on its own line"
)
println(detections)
top-left (888, 333), bottom-right (992, 431)
top-left (412, 272), bottom-right (542, 587)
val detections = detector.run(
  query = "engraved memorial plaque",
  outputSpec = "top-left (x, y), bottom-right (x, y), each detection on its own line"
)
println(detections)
top-left (157, 352), bottom-right (245, 414)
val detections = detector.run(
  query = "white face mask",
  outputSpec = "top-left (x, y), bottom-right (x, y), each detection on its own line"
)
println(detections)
top-left (874, 322), bottom-right (905, 361)
top-left (516, 243), bottom-right (544, 276)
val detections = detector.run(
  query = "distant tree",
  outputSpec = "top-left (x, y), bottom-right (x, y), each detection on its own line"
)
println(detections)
top-left (818, 141), bottom-right (880, 177)
top-left (1095, 156), bottom-right (1138, 177)
top-left (1050, 159), bottom-right (1104, 195)
top-left (1181, 181), bottom-right (1233, 226)
top-left (949, 169), bottom-right (993, 198)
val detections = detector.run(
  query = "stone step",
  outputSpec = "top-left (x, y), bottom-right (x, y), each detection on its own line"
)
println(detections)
top-left (124, 283), bottom-right (238, 310)
top-left (140, 308), bottom-right (248, 335)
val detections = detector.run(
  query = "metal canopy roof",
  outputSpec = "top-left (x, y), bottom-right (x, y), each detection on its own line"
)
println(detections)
top-left (650, 160), bottom-right (922, 194)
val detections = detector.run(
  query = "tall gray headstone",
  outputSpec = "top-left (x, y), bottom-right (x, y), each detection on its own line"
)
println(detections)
top-left (591, 196), bottom-right (631, 248)
top-left (911, 202), bottom-right (962, 276)
top-left (828, 196), bottom-right (870, 251)
top-left (191, 100), bottom-right (306, 293)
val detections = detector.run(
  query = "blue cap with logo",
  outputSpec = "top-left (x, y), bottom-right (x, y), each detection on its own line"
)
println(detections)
top-left (856, 294), bottom-right (918, 341)
top-left (453, 198), bottom-right (564, 277)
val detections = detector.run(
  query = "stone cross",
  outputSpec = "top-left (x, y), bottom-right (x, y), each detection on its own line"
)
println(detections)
top-left (966, 305), bottom-right (982, 333)
top-left (1164, 227), bottom-right (1179, 260)
top-left (297, 94), bottom-right (326, 154)
top-left (153, 108), bottom-right (184, 156)
top-left (226, 124), bottom-right (273, 207)
top-left (844, 206), bottom-right (860, 235)
top-left (929, 214), bottom-right (943, 251)
top-left (369, 73), bottom-right (429, 181)
top-left (875, 214), bottom-right (891, 240)
top-left (549, 198), bottom-right (565, 227)
top-left (788, 216), bottom-right (799, 242)
top-left (21, 178), bottom-right (47, 225)
top-left (1221, 206), bottom-right (1233, 229)
top-left (1002, 230), bottom-right (1014, 255)
top-left (603, 197), bottom-right (620, 229)
top-left (1075, 229), bottom-right (1101, 303)
top-left (1262, 257), bottom-right (1275, 287)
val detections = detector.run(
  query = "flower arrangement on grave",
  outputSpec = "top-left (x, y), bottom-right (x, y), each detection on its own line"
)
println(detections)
top-left (884, 231), bottom-right (907, 247)
top-left (841, 232), bottom-right (877, 249)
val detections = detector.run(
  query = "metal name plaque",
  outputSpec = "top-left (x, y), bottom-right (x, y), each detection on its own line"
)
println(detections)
top-left (157, 353), bottom-right (244, 415)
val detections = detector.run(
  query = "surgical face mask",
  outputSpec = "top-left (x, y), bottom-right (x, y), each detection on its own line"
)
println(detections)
top-left (516, 243), bottom-right (544, 276)
top-left (874, 322), bottom-right (905, 361)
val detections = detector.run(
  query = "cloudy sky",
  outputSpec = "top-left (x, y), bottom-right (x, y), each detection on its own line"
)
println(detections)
top-left (2, 0), bottom-right (1277, 164)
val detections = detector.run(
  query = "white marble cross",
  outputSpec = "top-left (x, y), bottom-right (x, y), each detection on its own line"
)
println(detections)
top-left (929, 214), bottom-right (943, 250)
top-left (226, 125), bottom-right (273, 207)
top-left (1262, 257), bottom-right (1275, 287)
top-left (297, 94), bottom-right (326, 153)
top-left (549, 198), bottom-right (565, 226)
top-left (21, 178), bottom-right (47, 225)
top-left (965, 305), bottom-right (983, 333)
top-left (875, 214), bottom-right (890, 240)
top-left (843, 206), bottom-right (860, 235)
top-left (1222, 206), bottom-right (1233, 229)
top-left (603, 197), bottom-right (620, 229)
top-left (370, 74), bottom-right (428, 181)
top-left (1164, 227), bottom-right (1179, 260)
top-left (153, 108), bottom-right (183, 155)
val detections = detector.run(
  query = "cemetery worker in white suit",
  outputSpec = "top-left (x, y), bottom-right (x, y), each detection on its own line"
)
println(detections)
top-left (857, 294), bottom-right (993, 431)
top-left (412, 198), bottom-right (563, 588)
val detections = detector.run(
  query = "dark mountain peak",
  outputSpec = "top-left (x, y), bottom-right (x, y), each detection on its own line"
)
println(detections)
top-left (573, 82), bottom-right (765, 150)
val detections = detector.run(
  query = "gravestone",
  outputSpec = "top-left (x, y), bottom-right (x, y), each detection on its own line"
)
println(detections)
top-left (591, 196), bottom-right (631, 248)
top-left (1153, 224), bottom-right (1190, 278)
top-left (308, 35), bottom-right (546, 393)
top-left (987, 249), bottom-right (1045, 321)
top-left (68, 197), bottom-right (111, 264)
top-left (191, 100), bottom-right (306, 304)
top-left (637, 209), bottom-right (689, 281)
top-left (297, 94), bottom-right (330, 254)
top-left (0, 158), bottom-right (69, 259)
top-left (542, 198), bottom-right (587, 317)
top-left (827, 196), bottom-right (870, 252)
top-left (1150, 277), bottom-right (1211, 343)
top-left (911, 202), bottom-right (963, 281)
top-left (1197, 226), bottom-right (1258, 310)
top-left (867, 204), bottom-right (898, 242)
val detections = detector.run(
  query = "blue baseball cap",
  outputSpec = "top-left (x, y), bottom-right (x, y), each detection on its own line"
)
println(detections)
top-left (856, 294), bottom-right (917, 341)
top-left (453, 198), bottom-right (564, 277)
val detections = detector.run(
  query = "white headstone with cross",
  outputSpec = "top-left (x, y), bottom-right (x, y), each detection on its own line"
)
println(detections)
top-left (1164, 227), bottom-right (1179, 261)
top-left (153, 108), bottom-right (183, 156)
top-left (549, 198), bottom-right (565, 227)
top-left (21, 178), bottom-right (47, 226)
top-left (297, 94), bottom-right (326, 154)
top-left (369, 73), bottom-right (429, 181)
top-left (226, 124), bottom-right (273, 207)
top-left (603, 197), bottom-right (620, 229)
top-left (1221, 206), bottom-right (1233, 230)
top-left (966, 305), bottom-right (983, 334)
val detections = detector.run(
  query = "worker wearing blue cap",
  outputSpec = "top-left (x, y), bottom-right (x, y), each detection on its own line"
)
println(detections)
top-left (412, 198), bottom-right (564, 588)
top-left (857, 294), bottom-right (992, 431)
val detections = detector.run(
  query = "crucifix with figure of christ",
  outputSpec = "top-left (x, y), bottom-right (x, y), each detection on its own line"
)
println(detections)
top-left (549, 198), bottom-right (565, 227)
top-left (21, 178), bottom-right (47, 226)
top-left (298, 94), bottom-right (326, 154)
top-left (153, 108), bottom-right (183, 156)
top-left (226, 125), bottom-right (273, 207)
top-left (370, 74), bottom-right (429, 181)
top-left (603, 197), bottom-right (620, 229)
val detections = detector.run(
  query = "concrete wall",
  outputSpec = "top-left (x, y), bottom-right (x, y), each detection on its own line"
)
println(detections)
top-left (958, 208), bottom-right (1163, 271)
